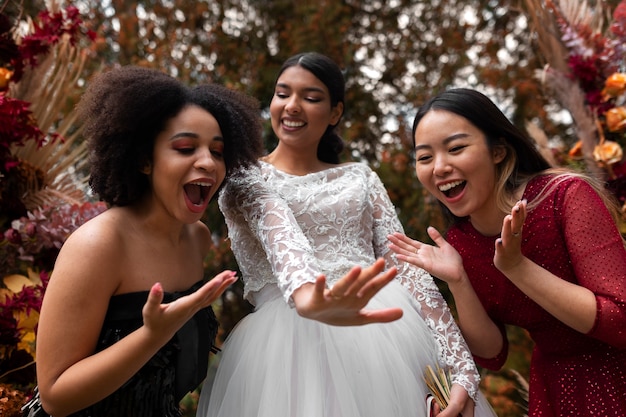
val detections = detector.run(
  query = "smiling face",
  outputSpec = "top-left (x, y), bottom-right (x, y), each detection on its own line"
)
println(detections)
top-left (147, 104), bottom-right (226, 223)
top-left (414, 109), bottom-right (506, 230)
top-left (269, 65), bottom-right (343, 152)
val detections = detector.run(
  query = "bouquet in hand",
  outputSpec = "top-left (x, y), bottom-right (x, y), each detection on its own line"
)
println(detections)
top-left (424, 364), bottom-right (452, 413)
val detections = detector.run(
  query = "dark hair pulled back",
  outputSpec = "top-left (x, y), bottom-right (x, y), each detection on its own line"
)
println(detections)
top-left (276, 52), bottom-right (346, 163)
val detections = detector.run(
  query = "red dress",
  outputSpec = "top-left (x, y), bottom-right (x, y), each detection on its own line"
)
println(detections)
top-left (447, 174), bottom-right (626, 416)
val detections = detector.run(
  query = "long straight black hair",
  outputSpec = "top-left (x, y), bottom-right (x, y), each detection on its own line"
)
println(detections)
top-left (412, 88), bottom-right (552, 224)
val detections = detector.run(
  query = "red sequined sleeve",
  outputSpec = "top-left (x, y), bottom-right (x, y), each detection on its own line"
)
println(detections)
top-left (560, 178), bottom-right (626, 348)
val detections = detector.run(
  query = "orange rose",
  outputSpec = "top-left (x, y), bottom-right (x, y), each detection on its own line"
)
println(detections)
top-left (0, 67), bottom-right (13, 90)
top-left (605, 106), bottom-right (626, 132)
top-left (568, 140), bottom-right (583, 159)
top-left (602, 73), bottom-right (626, 99)
top-left (593, 140), bottom-right (623, 165)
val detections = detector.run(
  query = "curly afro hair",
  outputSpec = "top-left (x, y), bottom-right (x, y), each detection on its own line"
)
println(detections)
top-left (78, 66), bottom-right (263, 207)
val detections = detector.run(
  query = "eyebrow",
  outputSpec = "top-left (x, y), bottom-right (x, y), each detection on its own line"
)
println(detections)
top-left (275, 82), bottom-right (326, 94)
top-left (169, 132), bottom-right (224, 142)
top-left (414, 132), bottom-right (469, 151)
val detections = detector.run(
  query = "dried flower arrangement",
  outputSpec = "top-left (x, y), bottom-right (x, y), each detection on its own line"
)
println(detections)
top-left (525, 0), bottom-right (626, 224)
top-left (0, 2), bottom-right (105, 414)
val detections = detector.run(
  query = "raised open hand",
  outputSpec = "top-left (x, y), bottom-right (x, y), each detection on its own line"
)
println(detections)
top-left (292, 258), bottom-right (403, 326)
top-left (388, 227), bottom-right (465, 285)
top-left (142, 271), bottom-right (238, 340)
top-left (494, 199), bottom-right (527, 273)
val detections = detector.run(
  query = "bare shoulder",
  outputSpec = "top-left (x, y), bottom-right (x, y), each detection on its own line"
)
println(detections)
top-left (52, 208), bottom-right (127, 294)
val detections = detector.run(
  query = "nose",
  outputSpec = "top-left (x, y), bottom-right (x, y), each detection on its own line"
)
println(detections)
top-left (194, 148), bottom-right (216, 172)
top-left (432, 154), bottom-right (451, 177)
top-left (285, 95), bottom-right (301, 114)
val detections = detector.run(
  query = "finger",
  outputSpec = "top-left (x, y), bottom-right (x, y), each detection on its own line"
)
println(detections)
top-left (148, 282), bottom-right (164, 305)
top-left (358, 307), bottom-right (403, 324)
top-left (388, 234), bottom-right (420, 255)
top-left (501, 214), bottom-right (515, 239)
top-left (341, 259), bottom-right (384, 294)
top-left (356, 266), bottom-right (397, 298)
top-left (314, 274), bottom-right (330, 300)
top-left (329, 265), bottom-right (361, 297)
top-left (143, 282), bottom-right (164, 317)
top-left (347, 259), bottom-right (387, 295)
top-left (426, 226), bottom-right (446, 247)
top-left (195, 271), bottom-right (237, 305)
top-left (510, 200), bottom-right (526, 236)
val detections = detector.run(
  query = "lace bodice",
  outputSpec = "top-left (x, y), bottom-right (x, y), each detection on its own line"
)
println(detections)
top-left (218, 161), bottom-right (480, 400)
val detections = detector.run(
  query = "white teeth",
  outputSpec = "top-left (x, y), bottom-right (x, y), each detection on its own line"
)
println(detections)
top-left (439, 180), bottom-right (464, 192)
top-left (189, 181), bottom-right (212, 187)
top-left (283, 120), bottom-right (305, 128)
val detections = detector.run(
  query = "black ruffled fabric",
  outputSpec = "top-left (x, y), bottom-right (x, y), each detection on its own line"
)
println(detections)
top-left (69, 280), bottom-right (219, 417)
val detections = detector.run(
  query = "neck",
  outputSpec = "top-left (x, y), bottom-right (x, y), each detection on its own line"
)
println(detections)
top-left (263, 148), bottom-right (330, 176)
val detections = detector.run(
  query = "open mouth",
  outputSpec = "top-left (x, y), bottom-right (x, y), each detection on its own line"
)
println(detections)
top-left (184, 182), bottom-right (211, 206)
top-left (439, 180), bottom-right (466, 198)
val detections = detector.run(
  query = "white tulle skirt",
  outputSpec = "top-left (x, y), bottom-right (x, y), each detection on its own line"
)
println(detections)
top-left (198, 281), bottom-right (496, 417)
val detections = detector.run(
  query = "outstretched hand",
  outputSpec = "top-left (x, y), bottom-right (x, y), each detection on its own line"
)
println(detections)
top-left (494, 199), bottom-right (527, 273)
top-left (142, 271), bottom-right (238, 340)
top-left (292, 258), bottom-right (403, 326)
top-left (388, 227), bottom-right (465, 285)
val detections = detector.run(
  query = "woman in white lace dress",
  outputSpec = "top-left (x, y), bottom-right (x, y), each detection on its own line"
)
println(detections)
top-left (198, 52), bottom-right (496, 417)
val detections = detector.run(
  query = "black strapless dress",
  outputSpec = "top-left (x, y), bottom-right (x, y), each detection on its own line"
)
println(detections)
top-left (68, 280), bottom-right (219, 417)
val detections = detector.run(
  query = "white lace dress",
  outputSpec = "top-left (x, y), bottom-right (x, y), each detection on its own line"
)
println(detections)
top-left (198, 161), bottom-right (495, 417)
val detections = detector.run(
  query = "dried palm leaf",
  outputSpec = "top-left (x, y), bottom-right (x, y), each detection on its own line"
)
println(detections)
top-left (8, 33), bottom-right (91, 211)
top-left (424, 364), bottom-right (452, 411)
top-left (524, 0), bottom-right (570, 72)
top-left (524, 119), bottom-right (559, 167)
top-left (535, 68), bottom-right (605, 178)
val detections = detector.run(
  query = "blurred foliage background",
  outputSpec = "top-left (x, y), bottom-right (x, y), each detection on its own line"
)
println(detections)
top-left (4, 0), bottom-right (624, 415)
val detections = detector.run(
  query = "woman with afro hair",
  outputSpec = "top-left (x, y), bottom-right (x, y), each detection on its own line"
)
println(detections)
top-left (32, 65), bottom-right (263, 417)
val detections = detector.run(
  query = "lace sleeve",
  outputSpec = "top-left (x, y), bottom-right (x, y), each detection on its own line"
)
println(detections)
top-left (367, 169), bottom-right (481, 401)
top-left (220, 166), bottom-right (321, 305)
top-left (560, 178), bottom-right (626, 348)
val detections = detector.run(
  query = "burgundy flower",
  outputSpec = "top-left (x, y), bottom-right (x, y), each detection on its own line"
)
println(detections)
top-left (4, 228), bottom-right (21, 245)
top-left (10, 6), bottom-right (94, 82)
top-left (24, 222), bottom-right (36, 237)
top-left (0, 95), bottom-right (49, 170)
top-left (568, 55), bottom-right (602, 92)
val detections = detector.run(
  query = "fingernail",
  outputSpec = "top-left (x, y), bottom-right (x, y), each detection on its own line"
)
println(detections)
top-left (151, 282), bottom-right (163, 294)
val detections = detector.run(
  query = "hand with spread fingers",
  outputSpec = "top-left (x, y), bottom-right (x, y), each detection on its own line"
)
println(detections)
top-left (291, 258), bottom-right (403, 326)
top-left (402, 87), bottom-right (626, 415)
top-left (494, 199), bottom-right (527, 274)
top-left (198, 54), bottom-right (495, 417)
top-left (388, 227), bottom-right (465, 286)
top-left (143, 271), bottom-right (238, 338)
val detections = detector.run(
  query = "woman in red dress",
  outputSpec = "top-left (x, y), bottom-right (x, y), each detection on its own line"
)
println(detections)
top-left (388, 88), bottom-right (626, 416)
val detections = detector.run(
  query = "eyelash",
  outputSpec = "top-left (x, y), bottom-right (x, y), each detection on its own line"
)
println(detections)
top-left (175, 148), bottom-right (224, 158)
top-left (275, 92), bottom-right (321, 103)
top-left (415, 144), bottom-right (466, 162)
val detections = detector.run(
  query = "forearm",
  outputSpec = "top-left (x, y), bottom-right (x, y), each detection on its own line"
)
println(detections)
top-left (40, 326), bottom-right (170, 416)
top-left (448, 274), bottom-right (503, 359)
top-left (500, 257), bottom-right (596, 333)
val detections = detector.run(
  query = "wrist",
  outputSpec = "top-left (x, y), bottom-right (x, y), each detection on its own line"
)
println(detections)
top-left (446, 271), bottom-right (471, 293)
